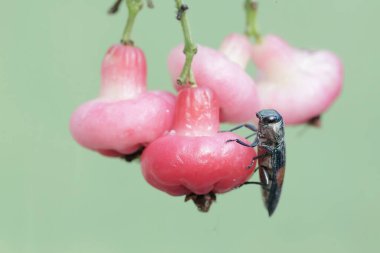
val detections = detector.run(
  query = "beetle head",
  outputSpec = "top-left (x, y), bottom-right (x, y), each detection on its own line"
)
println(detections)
top-left (256, 109), bottom-right (284, 144)
top-left (256, 109), bottom-right (282, 124)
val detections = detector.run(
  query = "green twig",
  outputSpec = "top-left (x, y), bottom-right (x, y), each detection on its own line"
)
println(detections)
top-left (175, 0), bottom-right (197, 86)
top-left (245, 0), bottom-right (261, 42)
top-left (121, 0), bottom-right (143, 45)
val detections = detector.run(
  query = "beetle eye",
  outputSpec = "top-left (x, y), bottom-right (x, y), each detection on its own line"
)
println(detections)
top-left (264, 115), bottom-right (278, 124)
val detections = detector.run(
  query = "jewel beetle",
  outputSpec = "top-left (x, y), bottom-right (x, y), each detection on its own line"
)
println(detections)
top-left (227, 109), bottom-right (286, 216)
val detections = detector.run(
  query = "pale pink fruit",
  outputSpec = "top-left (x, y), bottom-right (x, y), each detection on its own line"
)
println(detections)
top-left (168, 45), bottom-right (259, 123)
top-left (70, 45), bottom-right (175, 157)
top-left (220, 33), bottom-right (252, 69)
top-left (252, 35), bottom-right (343, 125)
top-left (141, 87), bottom-right (256, 211)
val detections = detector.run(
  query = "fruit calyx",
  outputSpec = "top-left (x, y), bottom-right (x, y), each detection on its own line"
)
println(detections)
top-left (185, 192), bottom-right (216, 212)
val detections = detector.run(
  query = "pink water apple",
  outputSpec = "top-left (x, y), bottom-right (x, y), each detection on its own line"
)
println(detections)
top-left (168, 44), bottom-right (259, 123)
top-left (70, 44), bottom-right (175, 158)
top-left (219, 33), bottom-right (252, 69)
top-left (141, 87), bottom-right (256, 212)
top-left (252, 35), bottom-right (343, 125)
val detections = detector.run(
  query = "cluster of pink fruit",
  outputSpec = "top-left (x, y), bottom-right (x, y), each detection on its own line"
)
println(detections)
top-left (69, 0), bottom-right (342, 212)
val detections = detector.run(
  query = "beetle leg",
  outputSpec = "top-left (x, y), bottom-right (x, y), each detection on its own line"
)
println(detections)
top-left (247, 152), bottom-right (270, 169)
top-left (234, 181), bottom-right (265, 188)
top-left (236, 166), bottom-right (270, 189)
top-left (226, 138), bottom-right (251, 147)
top-left (236, 173), bottom-right (270, 190)
top-left (222, 123), bottom-right (258, 133)
top-left (234, 179), bottom-right (264, 189)
top-left (226, 136), bottom-right (259, 148)
top-left (242, 181), bottom-right (266, 186)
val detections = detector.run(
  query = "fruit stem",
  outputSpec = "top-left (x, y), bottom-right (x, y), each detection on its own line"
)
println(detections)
top-left (245, 0), bottom-right (262, 43)
top-left (175, 0), bottom-right (197, 86)
top-left (121, 0), bottom-right (143, 45)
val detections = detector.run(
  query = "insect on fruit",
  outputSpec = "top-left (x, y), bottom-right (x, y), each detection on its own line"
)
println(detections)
top-left (226, 109), bottom-right (286, 216)
top-left (140, 87), bottom-right (256, 212)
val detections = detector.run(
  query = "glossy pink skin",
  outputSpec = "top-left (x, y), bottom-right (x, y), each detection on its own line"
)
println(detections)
top-left (220, 33), bottom-right (252, 69)
top-left (172, 86), bottom-right (220, 136)
top-left (252, 35), bottom-right (343, 124)
top-left (141, 87), bottom-right (256, 196)
top-left (70, 44), bottom-right (175, 156)
top-left (70, 91), bottom-right (175, 156)
top-left (168, 45), bottom-right (259, 123)
top-left (100, 44), bottom-right (147, 100)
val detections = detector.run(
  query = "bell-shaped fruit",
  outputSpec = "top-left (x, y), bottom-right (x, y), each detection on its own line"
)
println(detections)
top-left (141, 87), bottom-right (256, 212)
top-left (70, 45), bottom-right (175, 157)
top-left (252, 35), bottom-right (343, 125)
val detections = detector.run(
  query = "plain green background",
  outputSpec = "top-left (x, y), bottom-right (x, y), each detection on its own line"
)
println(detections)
top-left (1, 0), bottom-right (379, 252)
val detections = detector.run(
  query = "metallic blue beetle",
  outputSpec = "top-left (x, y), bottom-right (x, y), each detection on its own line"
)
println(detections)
top-left (227, 109), bottom-right (286, 216)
